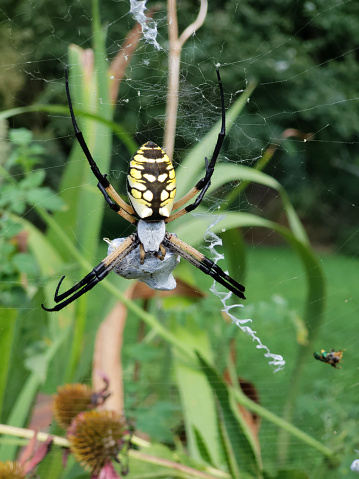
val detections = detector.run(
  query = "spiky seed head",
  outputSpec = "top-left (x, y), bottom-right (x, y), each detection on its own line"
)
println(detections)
top-left (67, 410), bottom-right (127, 475)
top-left (0, 461), bottom-right (25, 479)
top-left (53, 383), bottom-right (94, 429)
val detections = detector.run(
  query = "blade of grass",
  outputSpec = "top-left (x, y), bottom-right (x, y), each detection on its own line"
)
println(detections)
top-left (197, 353), bottom-right (337, 464)
top-left (209, 163), bottom-right (309, 244)
top-left (175, 211), bottom-right (327, 462)
top-left (197, 353), bottom-right (262, 478)
top-left (46, 23), bottom-right (113, 380)
top-left (0, 375), bottom-right (40, 461)
top-left (0, 104), bottom-right (137, 154)
top-left (0, 309), bottom-right (17, 421)
top-left (172, 323), bottom-right (223, 467)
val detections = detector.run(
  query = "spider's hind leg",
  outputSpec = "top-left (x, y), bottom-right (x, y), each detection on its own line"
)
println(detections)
top-left (163, 233), bottom-right (246, 300)
top-left (155, 244), bottom-right (166, 261)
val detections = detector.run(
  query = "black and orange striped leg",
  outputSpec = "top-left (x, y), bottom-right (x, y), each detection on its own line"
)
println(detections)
top-left (166, 69), bottom-right (226, 224)
top-left (65, 66), bottom-right (135, 222)
top-left (163, 233), bottom-right (246, 300)
top-left (42, 235), bottom-right (140, 312)
top-left (98, 181), bottom-right (137, 224)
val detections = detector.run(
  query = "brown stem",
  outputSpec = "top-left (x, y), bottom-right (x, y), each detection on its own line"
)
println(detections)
top-left (93, 284), bottom-right (136, 412)
top-left (108, 9), bottom-right (156, 104)
top-left (164, 0), bottom-right (208, 160)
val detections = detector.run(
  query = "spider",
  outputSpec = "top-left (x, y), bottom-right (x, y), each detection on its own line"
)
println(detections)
top-left (41, 67), bottom-right (246, 312)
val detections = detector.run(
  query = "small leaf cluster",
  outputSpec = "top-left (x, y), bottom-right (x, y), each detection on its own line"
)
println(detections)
top-left (0, 124), bottom-right (64, 305)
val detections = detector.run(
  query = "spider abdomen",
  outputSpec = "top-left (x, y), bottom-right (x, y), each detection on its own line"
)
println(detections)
top-left (127, 141), bottom-right (176, 220)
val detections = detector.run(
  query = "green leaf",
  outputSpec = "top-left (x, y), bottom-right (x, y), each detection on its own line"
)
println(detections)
top-left (20, 169), bottom-right (45, 189)
top-left (8, 128), bottom-right (33, 145)
top-left (0, 309), bottom-right (17, 421)
top-left (26, 187), bottom-right (65, 211)
top-left (196, 353), bottom-right (262, 478)
top-left (0, 327), bottom-right (68, 461)
top-left (207, 163), bottom-right (308, 244)
top-left (0, 104), bottom-right (136, 154)
top-left (172, 323), bottom-right (224, 468)
top-left (269, 470), bottom-right (309, 479)
top-left (0, 374), bottom-right (40, 461)
top-left (12, 252), bottom-right (38, 275)
top-left (221, 228), bottom-right (247, 285)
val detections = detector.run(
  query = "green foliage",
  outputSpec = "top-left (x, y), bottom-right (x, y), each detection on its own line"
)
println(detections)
top-left (0, 123), bottom-right (63, 307)
top-left (203, 1), bottom-right (359, 251)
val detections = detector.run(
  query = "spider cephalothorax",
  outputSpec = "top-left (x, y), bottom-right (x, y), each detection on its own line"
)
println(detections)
top-left (41, 67), bottom-right (246, 312)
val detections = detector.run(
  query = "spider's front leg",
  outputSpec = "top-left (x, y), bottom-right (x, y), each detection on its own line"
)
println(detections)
top-left (42, 235), bottom-right (139, 312)
top-left (65, 66), bottom-right (136, 223)
top-left (166, 69), bottom-right (226, 224)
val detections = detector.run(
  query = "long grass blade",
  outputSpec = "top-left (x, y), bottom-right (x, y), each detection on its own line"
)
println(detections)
top-left (197, 353), bottom-right (262, 478)
top-left (172, 324), bottom-right (223, 467)
top-left (0, 309), bottom-right (17, 421)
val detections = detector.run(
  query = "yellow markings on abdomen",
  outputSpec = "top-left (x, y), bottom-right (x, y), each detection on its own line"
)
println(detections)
top-left (143, 174), bottom-right (156, 182)
top-left (127, 141), bottom-right (176, 220)
top-left (157, 173), bottom-right (168, 183)
top-left (129, 168), bottom-right (142, 180)
top-left (161, 190), bottom-right (169, 201)
top-left (143, 190), bottom-right (154, 202)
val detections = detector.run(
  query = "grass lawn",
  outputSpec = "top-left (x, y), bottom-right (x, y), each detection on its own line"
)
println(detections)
top-left (236, 246), bottom-right (359, 477)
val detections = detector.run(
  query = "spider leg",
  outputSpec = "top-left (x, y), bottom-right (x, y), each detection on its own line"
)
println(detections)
top-left (41, 234), bottom-right (140, 312)
top-left (64, 66), bottom-right (135, 221)
top-left (166, 69), bottom-right (225, 224)
top-left (97, 179), bottom-right (136, 224)
top-left (163, 233), bottom-right (245, 300)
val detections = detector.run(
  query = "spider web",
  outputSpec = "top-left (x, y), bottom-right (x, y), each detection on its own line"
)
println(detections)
top-left (202, 213), bottom-right (286, 372)
top-left (1, 0), bottom-right (359, 478)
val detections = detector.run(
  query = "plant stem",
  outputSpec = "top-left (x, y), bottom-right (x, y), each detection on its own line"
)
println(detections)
top-left (0, 424), bottom-right (229, 479)
top-left (164, 0), bottom-right (208, 160)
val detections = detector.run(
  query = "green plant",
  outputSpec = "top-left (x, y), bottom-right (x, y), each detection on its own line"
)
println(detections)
top-left (0, 124), bottom-right (63, 305)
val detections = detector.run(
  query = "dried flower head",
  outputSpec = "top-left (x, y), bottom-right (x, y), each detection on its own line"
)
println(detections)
top-left (67, 410), bottom-right (129, 478)
top-left (0, 433), bottom-right (53, 479)
top-left (0, 461), bottom-right (25, 479)
top-left (53, 380), bottom-right (110, 429)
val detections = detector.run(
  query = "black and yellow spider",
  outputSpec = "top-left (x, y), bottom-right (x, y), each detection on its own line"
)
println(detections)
top-left (41, 67), bottom-right (246, 312)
